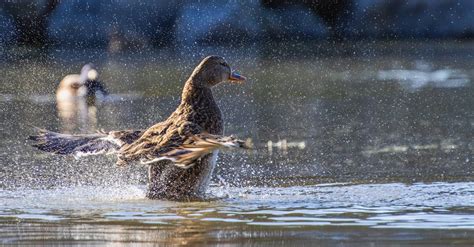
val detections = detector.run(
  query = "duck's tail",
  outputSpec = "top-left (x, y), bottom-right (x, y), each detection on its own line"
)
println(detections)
top-left (140, 133), bottom-right (253, 169)
top-left (28, 128), bottom-right (142, 158)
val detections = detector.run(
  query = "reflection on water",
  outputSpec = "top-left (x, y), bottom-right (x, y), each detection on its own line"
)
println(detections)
top-left (56, 97), bottom-right (98, 133)
top-left (0, 41), bottom-right (473, 244)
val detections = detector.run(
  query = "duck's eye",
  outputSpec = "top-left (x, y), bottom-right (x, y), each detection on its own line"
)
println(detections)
top-left (220, 62), bottom-right (228, 67)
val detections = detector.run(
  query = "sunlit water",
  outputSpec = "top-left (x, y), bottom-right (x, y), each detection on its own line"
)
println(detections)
top-left (0, 41), bottom-right (473, 245)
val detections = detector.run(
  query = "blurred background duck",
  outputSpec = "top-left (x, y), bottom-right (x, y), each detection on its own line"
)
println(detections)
top-left (56, 63), bottom-right (108, 133)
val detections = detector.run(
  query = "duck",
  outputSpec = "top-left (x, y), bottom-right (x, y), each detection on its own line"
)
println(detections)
top-left (30, 56), bottom-right (250, 201)
top-left (56, 63), bottom-right (108, 133)
top-left (56, 63), bottom-right (107, 101)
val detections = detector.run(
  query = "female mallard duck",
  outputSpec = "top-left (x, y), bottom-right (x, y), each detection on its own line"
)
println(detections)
top-left (56, 63), bottom-right (108, 132)
top-left (30, 56), bottom-right (250, 201)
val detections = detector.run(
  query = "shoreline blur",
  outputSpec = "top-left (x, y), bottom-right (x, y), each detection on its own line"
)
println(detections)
top-left (1, 0), bottom-right (473, 53)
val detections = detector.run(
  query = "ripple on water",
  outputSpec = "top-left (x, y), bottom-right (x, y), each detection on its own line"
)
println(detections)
top-left (0, 182), bottom-right (473, 230)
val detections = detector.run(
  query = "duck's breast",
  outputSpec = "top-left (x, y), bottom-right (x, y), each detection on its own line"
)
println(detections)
top-left (197, 150), bottom-right (219, 194)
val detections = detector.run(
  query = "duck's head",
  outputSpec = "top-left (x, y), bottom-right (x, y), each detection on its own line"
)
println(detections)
top-left (191, 56), bottom-right (246, 87)
top-left (80, 63), bottom-right (99, 82)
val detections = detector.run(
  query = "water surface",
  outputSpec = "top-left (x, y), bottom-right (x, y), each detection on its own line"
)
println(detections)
top-left (0, 41), bottom-right (473, 245)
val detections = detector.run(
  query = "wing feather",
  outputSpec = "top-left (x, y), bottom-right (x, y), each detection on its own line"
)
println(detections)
top-left (138, 133), bottom-right (252, 168)
top-left (29, 128), bottom-right (142, 157)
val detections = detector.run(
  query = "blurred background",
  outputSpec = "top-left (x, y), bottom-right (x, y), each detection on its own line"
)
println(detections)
top-left (1, 0), bottom-right (473, 51)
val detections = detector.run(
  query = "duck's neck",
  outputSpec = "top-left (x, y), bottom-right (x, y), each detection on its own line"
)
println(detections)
top-left (177, 79), bottom-right (223, 134)
top-left (180, 79), bottom-right (214, 107)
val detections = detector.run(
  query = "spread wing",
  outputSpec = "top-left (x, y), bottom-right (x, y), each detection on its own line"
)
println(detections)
top-left (30, 122), bottom-right (252, 169)
top-left (29, 127), bottom-right (143, 158)
top-left (116, 120), bottom-right (178, 165)
top-left (140, 133), bottom-right (253, 169)
top-left (118, 121), bottom-right (251, 168)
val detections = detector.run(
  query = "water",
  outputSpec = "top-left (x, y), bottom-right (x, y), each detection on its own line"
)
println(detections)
top-left (0, 183), bottom-right (473, 245)
top-left (1, 41), bottom-right (473, 245)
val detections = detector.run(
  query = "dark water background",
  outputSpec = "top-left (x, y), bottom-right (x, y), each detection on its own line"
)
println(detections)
top-left (0, 41), bottom-right (473, 245)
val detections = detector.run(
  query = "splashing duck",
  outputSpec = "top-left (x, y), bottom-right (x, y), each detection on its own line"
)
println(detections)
top-left (30, 56), bottom-right (250, 201)
top-left (56, 63), bottom-right (108, 133)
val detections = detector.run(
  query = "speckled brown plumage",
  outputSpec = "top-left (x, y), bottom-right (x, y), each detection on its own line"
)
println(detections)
top-left (30, 55), bottom-right (249, 201)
